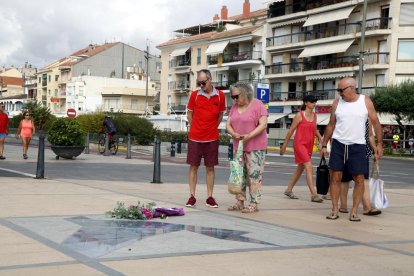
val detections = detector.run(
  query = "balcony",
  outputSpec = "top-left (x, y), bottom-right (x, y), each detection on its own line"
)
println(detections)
top-left (169, 80), bottom-right (191, 92)
top-left (212, 79), bottom-right (262, 91)
top-left (207, 51), bottom-right (262, 66)
top-left (268, 0), bottom-right (349, 18)
top-left (169, 59), bottom-right (191, 69)
top-left (267, 18), bottom-right (392, 47)
top-left (265, 53), bottom-right (389, 75)
top-left (170, 104), bottom-right (187, 113)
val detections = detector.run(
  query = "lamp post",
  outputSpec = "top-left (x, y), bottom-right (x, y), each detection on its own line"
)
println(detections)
top-left (144, 39), bottom-right (151, 116)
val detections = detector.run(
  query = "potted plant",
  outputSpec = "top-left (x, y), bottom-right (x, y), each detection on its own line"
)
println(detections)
top-left (47, 118), bottom-right (85, 159)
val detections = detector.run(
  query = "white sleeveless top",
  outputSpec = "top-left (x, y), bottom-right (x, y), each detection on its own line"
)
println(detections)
top-left (332, 94), bottom-right (368, 145)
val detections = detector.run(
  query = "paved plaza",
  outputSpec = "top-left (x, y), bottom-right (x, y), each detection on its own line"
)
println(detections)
top-left (0, 144), bottom-right (413, 275)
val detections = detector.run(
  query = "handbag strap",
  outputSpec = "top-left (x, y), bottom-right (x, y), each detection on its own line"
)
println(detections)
top-left (235, 141), bottom-right (243, 160)
top-left (370, 159), bottom-right (380, 179)
top-left (319, 156), bottom-right (327, 166)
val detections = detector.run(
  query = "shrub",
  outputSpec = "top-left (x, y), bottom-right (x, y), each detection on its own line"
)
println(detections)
top-left (47, 118), bottom-right (85, 146)
top-left (77, 112), bottom-right (105, 134)
top-left (113, 114), bottom-right (156, 145)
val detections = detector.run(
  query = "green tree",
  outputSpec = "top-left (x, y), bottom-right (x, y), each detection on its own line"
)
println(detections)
top-left (112, 114), bottom-right (156, 145)
top-left (77, 112), bottom-right (105, 134)
top-left (22, 101), bottom-right (54, 130)
top-left (371, 81), bottom-right (414, 134)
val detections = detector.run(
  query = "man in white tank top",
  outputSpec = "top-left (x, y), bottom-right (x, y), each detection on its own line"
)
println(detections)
top-left (320, 78), bottom-right (383, 221)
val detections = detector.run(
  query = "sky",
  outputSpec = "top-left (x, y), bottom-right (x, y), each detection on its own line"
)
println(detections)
top-left (0, 0), bottom-right (266, 70)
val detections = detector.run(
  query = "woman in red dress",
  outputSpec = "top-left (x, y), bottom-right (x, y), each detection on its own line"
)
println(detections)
top-left (280, 95), bottom-right (323, 202)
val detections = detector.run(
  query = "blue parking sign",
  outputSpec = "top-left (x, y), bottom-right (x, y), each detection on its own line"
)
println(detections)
top-left (256, 83), bottom-right (270, 104)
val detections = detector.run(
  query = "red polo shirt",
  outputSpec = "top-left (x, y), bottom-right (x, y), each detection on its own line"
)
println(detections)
top-left (0, 112), bottom-right (9, 133)
top-left (187, 87), bottom-right (226, 142)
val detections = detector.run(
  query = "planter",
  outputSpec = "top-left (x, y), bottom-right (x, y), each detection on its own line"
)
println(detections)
top-left (51, 145), bottom-right (85, 160)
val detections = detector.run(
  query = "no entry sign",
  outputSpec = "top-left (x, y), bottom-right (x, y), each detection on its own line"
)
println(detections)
top-left (67, 108), bottom-right (77, 118)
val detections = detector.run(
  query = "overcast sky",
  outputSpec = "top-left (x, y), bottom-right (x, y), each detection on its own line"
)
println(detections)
top-left (0, 0), bottom-right (265, 70)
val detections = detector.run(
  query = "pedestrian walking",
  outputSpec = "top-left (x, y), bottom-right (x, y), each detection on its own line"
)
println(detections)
top-left (185, 69), bottom-right (226, 208)
top-left (321, 77), bottom-right (383, 222)
top-left (16, 111), bottom-right (35, 159)
top-left (226, 82), bottom-right (268, 213)
top-left (280, 94), bottom-right (323, 203)
top-left (0, 103), bottom-right (9, 160)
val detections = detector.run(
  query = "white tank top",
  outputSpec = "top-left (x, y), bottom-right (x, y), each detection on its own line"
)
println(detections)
top-left (333, 94), bottom-right (368, 145)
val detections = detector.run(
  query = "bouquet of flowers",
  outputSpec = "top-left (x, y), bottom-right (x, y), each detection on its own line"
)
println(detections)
top-left (106, 201), bottom-right (156, 220)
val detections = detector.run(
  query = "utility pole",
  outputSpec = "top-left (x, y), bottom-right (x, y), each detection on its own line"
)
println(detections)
top-left (358, 0), bottom-right (368, 94)
top-left (144, 39), bottom-right (150, 116)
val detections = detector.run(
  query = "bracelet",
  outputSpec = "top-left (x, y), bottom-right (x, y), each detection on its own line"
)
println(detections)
top-left (322, 145), bottom-right (327, 148)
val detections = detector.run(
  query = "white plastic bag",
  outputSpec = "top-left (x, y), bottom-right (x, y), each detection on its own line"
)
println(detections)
top-left (369, 161), bottom-right (389, 209)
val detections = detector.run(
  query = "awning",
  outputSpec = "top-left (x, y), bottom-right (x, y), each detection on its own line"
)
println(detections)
top-left (298, 39), bottom-right (354, 58)
top-left (205, 41), bottom-right (229, 55)
top-left (303, 6), bottom-right (355, 27)
top-left (262, 0), bottom-right (285, 4)
top-left (317, 114), bottom-right (331, 125)
top-left (210, 66), bottom-right (230, 72)
top-left (268, 113), bottom-right (289, 123)
top-left (377, 113), bottom-right (414, 126)
top-left (170, 47), bottom-right (190, 57)
top-left (273, 17), bottom-right (307, 27)
top-left (306, 72), bottom-right (354, 81)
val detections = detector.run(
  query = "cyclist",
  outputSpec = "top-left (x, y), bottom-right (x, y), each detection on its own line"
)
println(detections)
top-left (102, 115), bottom-right (117, 141)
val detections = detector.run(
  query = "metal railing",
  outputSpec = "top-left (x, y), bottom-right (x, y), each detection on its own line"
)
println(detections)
top-left (265, 53), bottom-right (389, 75)
top-left (169, 59), bottom-right (191, 68)
top-left (268, 0), bottom-right (349, 18)
top-left (207, 51), bottom-right (262, 65)
top-left (267, 18), bottom-right (392, 47)
top-left (168, 80), bottom-right (191, 90)
top-left (212, 79), bottom-right (262, 90)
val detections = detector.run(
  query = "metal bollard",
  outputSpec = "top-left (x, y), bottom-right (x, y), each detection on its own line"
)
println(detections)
top-left (228, 143), bottom-right (233, 161)
top-left (35, 132), bottom-right (45, 179)
top-left (126, 134), bottom-right (131, 159)
top-left (170, 141), bottom-right (176, 157)
top-left (177, 140), bottom-right (182, 154)
top-left (84, 133), bottom-right (90, 154)
top-left (151, 138), bottom-right (162, 183)
top-left (104, 134), bottom-right (109, 156)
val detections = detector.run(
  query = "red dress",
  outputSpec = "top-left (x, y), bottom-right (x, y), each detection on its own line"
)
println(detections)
top-left (293, 112), bottom-right (316, 164)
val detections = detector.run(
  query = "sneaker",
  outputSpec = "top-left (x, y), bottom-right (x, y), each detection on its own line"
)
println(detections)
top-left (0, 156), bottom-right (5, 160)
top-left (185, 195), bottom-right (196, 207)
top-left (206, 197), bottom-right (218, 208)
top-left (23, 154), bottom-right (28, 159)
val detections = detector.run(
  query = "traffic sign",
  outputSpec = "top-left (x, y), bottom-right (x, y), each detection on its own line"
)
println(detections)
top-left (256, 83), bottom-right (270, 104)
top-left (67, 108), bottom-right (77, 118)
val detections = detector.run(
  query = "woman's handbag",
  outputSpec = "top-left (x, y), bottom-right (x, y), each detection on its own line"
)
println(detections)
top-left (316, 156), bottom-right (330, 195)
top-left (228, 141), bottom-right (244, 195)
top-left (369, 160), bottom-right (389, 209)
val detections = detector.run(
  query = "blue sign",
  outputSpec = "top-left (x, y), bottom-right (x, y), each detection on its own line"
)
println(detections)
top-left (256, 83), bottom-right (270, 104)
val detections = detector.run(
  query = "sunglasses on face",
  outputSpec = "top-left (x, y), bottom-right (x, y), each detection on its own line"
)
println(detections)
top-left (336, 86), bottom-right (352, 93)
top-left (25, 114), bottom-right (30, 116)
top-left (197, 79), bottom-right (209, 87)
top-left (231, 94), bottom-right (240, 100)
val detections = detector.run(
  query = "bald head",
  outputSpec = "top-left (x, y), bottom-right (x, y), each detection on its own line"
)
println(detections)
top-left (339, 77), bottom-right (356, 88)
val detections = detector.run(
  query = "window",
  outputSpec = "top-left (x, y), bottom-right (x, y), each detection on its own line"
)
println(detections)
top-left (104, 98), bottom-right (120, 109)
top-left (131, 99), bottom-right (138, 109)
top-left (55, 75), bottom-right (59, 81)
top-left (48, 75), bottom-right (51, 82)
top-left (400, 3), bottom-right (414, 25)
top-left (48, 89), bottom-right (51, 95)
top-left (398, 40), bottom-right (414, 61)
top-left (271, 82), bottom-right (282, 100)
top-left (197, 48), bottom-right (201, 64)
top-left (79, 86), bottom-right (84, 96)
top-left (38, 77), bottom-right (41, 83)
top-left (54, 89), bottom-right (58, 96)
top-left (376, 74), bottom-right (385, 87)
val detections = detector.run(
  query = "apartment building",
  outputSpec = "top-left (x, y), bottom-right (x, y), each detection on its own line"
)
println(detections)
top-left (157, 0), bottom-right (268, 116)
top-left (263, 0), bottom-right (414, 135)
top-left (36, 42), bottom-right (161, 116)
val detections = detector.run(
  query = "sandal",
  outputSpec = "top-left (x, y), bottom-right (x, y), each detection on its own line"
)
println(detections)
top-left (322, 195), bottom-right (331, 200)
top-left (228, 201), bottom-right (244, 211)
top-left (339, 208), bottom-right (349, 213)
top-left (241, 204), bottom-right (259, 213)
top-left (311, 195), bottom-right (323, 203)
top-left (349, 214), bottom-right (361, 222)
top-left (284, 191), bottom-right (299, 199)
top-left (326, 212), bottom-right (339, 220)
top-left (363, 209), bottom-right (381, 216)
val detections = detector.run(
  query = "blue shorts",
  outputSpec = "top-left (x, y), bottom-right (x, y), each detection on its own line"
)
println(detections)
top-left (329, 139), bottom-right (368, 176)
top-left (0, 133), bottom-right (7, 139)
top-left (341, 158), bottom-right (369, 182)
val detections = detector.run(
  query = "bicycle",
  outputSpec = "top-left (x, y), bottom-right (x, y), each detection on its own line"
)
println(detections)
top-left (98, 133), bottom-right (118, 155)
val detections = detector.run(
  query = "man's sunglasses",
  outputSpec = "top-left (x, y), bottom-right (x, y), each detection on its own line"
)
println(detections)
top-left (336, 86), bottom-right (352, 93)
top-left (231, 94), bottom-right (240, 100)
top-left (197, 79), bottom-right (209, 86)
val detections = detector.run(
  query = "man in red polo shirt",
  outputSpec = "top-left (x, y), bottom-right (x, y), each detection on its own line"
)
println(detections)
top-left (0, 103), bottom-right (9, 160)
top-left (186, 69), bottom-right (226, 208)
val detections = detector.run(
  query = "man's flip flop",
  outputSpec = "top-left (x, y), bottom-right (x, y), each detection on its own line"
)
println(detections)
top-left (326, 212), bottom-right (339, 220)
top-left (363, 209), bottom-right (382, 216)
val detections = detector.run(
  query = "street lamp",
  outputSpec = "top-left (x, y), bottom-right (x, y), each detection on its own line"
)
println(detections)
top-left (358, 0), bottom-right (368, 94)
top-left (144, 39), bottom-right (150, 116)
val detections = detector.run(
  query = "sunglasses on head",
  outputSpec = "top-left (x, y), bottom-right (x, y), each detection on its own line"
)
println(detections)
top-left (336, 86), bottom-right (352, 93)
top-left (197, 79), bottom-right (209, 87)
top-left (231, 94), bottom-right (240, 100)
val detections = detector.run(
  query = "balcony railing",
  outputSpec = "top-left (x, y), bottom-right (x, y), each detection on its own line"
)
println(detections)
top-left (170, 104), bottom-right (187, 112)
top-left (212, 79), bottom-right (262, 91)
top-left (169, 59), bottom-right (191, 68)
top-left (267, 18), bottom-right (392, 47)
top-left (207, 51), bottom-right (262, 65)
top-left (268, 0), bottom-right (348, 18)
top-left (169, 80), bottom-right (191, 91)
top-left (265, 53), bottom-right (389, 75)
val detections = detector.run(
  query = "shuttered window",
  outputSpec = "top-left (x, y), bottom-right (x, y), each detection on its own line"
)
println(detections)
top-left (400, 3), bottom-right (414, 25)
